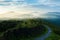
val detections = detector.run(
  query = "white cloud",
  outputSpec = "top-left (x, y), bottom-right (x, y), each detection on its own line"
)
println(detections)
top-left (0, 0), bottom-right (4, 1)
top-left (0, 3), bottom-right (47, 20)
top-left (0, 0), bottom-right (51, 20)
top-left (0, 0), bottom-right (24, 2)
top-left (38, 0), bottom-right (60, 7)
top-left (12, 0), bottom-right (24, 1)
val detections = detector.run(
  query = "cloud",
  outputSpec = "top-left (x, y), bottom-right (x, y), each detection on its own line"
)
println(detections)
top-left (0, 0), bottom-right (24, 2)
top-left (38, 0), bottom-right (60, 7)
top-left (0, 0), bottom-right (60, 7)
top-left (0, 2), bottom-right (47, 20)
top-left (0, 0), bottom-right (60, 20)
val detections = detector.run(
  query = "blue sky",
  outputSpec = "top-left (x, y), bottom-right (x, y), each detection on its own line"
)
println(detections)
top-left (0, 0), bottom-right (60, 12)
top-left (25, 0), bottom-right (60, 12)
top-left (0, 0), bottom-right (60, 19)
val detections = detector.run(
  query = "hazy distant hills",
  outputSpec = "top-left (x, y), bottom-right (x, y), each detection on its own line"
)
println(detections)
top-left (0, 11), bottom-right (60, 26)
top-left (45, 12), bottom-right (60, 26)
top-left (44, 12), bottom-right (60, 19)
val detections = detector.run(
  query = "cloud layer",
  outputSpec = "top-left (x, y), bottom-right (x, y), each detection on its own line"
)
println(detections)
top-left (0, 0), bottom-right (60, 19)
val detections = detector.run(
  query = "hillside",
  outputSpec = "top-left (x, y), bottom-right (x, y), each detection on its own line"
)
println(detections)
top-left (0, 18), bottom-right (60, 40)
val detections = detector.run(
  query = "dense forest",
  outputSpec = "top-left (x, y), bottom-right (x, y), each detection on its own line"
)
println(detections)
top-left (0, 18), bottom-right (60, 40)
top-left (0, 18), bottom-right (47, 40)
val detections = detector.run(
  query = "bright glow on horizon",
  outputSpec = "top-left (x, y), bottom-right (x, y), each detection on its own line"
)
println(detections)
top-left (0, 0), bottom-right (58, 20)
top-left (0, 5), bottom-right (47, 20)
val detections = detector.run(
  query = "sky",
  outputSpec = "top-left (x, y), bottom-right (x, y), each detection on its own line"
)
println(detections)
top-left (0, 0), bottom-right (60, 19)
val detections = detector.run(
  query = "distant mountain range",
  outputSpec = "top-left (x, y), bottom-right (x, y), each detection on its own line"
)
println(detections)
top-left (44, 12), bottom-right (60, 26)
top-left (0, 11), bottom-right (60, 26)
top-left (44, 12), bottom-right (60, 19)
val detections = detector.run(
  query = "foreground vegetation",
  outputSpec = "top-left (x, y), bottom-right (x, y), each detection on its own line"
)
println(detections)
top-left (0, 18), bottom-right (47, 40)
top-left (0, 18), bottom-right (60, 40)
top-left (46, 32), bottom-right (60, 40)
